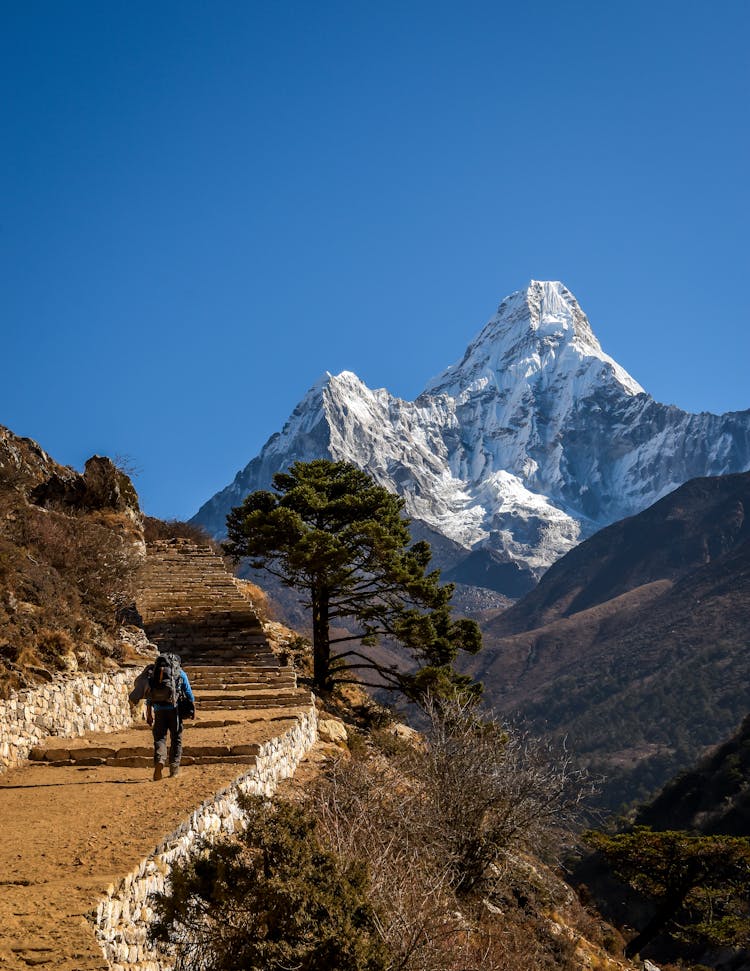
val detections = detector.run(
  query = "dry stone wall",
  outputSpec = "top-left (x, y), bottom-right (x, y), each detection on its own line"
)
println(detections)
top-left (0, 669), bottom-right (134, 773)
top-left (92, 703), bottom-right (318, 971)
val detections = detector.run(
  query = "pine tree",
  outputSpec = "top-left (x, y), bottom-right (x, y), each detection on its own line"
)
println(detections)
top-left (224, 460), bottom-right (482, 699)
top-left (586, 826), bottom-right (750, 957)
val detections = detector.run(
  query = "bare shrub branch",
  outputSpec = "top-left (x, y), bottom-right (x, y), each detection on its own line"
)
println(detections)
top-left (308, 698), bottom-right (593, 969)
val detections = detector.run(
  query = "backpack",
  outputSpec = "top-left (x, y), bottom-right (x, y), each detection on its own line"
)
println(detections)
top-left (148, 653), bottom-right (182, 706)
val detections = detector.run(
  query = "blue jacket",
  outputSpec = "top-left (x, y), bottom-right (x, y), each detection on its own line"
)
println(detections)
top-left (148, 669), bottom-right (194, 711)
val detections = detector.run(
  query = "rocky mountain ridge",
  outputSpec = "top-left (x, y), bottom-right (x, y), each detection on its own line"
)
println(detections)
top-left (193, 282), bottom-right (750, 594)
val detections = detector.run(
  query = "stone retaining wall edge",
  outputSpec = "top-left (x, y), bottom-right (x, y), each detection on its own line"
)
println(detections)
top-left (0, 670), bottom-right (135, 773)
top-left (92, 702), bottom-right (318, 971)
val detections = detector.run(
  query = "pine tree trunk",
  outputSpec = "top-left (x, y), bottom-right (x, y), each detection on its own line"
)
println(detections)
top-left (624, 890), bottom-right (686, 958)
top-left (312, 587), bottom-right (331, 692)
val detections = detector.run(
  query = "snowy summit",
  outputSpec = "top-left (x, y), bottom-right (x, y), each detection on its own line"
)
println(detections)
top-left (193, 281), bottom-right (750, 595)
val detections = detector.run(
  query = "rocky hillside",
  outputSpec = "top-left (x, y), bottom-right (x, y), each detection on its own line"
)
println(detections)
top-left (193, 280), bottom-right (750, 597)
top-left (466, 471), bottom-right (750, 810)
top-left (0, 424), bottom-right (144, 694)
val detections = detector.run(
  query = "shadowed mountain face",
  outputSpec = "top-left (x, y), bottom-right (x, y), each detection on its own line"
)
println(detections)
top-left (466, 472), bottom-right (750, 810)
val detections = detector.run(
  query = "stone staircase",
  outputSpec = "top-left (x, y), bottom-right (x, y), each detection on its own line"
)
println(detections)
top-left (46, 538), bottom-right (312, 770)
top-left (25, 539), bottom-right (313, 771)
top-left (137, 538), bottom-right (271, 660)
top-left (136, 538), bottom-right (308, 717)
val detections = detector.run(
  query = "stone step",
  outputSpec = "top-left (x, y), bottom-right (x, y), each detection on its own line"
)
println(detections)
top-left (139, 588), bottom-right (255, 596)
top-left (184, 666), bottom-right (296, 688)
top-left (180, 653), bottom-right (279, 665)
top-left (182, 661), bottom-right (280, 671)
top-left (187, 675), bottom-right (297, 687)
top-left (139, 573), bottom-right (243, 581)
top-left (29, 742), bottom-right (263, 763)
top-left (145, 635), bottom-right (267, 645)
top-left (182, 659), bottom-right (281, 671)
top-left (183, 664), bottom-right (281, 674)
top-left (140, 587), bottom-right (246, 596)
top-left (143, 623), bottom-right (265, 634)
top-left (143, 616), bottom-right (263, 625)
top-left (195, 687), bottom-right (297, 696)
top-left (146, 645), bottom-right (271, 658)
top-left (141, 612), bottom-right (262, 625)
top-left (193, 688), bottom-right (305, 702)
top-left (199, 697), bottom-right (306, 710)
top-left (187, 676), bottom-right (297, 688)
top-left (139, 579), bottom-right (245, 586)
top-left (147, 642), bottom-right (272, 654)
top-left (38, 754), bottom-right (260, 769)
top-left (140, 583), bottom-right (248, 588)
top-left (184, 664), bottom-right (288, 674)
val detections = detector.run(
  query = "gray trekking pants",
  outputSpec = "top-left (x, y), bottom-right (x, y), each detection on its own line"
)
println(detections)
top-left (152, 707), bottom-right (183, 768)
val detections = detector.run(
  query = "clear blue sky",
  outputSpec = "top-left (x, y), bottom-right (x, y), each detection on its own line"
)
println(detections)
top-left (3, 1), bottom-right (748, 519)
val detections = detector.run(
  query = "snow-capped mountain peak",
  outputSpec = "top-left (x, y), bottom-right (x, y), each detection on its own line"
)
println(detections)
top-left (424, 280), bottom-right (644, 400)
top-left (193, 281), bottom-right (750, 596)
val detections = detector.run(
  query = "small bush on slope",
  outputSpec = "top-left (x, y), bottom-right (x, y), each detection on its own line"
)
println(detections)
top-left (143, 516), bottom-right (219, 550)
top-left (151, 797), bottom-right (389, 971)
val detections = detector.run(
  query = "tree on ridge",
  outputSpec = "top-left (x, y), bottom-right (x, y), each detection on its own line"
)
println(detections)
top-left (224, 459), bottom-right (482, 699)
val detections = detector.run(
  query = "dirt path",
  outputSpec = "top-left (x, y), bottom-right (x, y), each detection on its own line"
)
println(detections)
top-left (0, 709), bottom-right (311, 970)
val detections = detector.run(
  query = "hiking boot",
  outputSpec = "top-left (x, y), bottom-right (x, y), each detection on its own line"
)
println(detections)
top-left (169, 764), bottom-right (180, 777)
top-left (153, 763), bottom-right (164, 781)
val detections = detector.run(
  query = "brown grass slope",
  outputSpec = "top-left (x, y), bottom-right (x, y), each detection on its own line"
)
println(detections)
top-left (468, 472), bottom-right (750, 811)
top-left (0, 424), bottom-right (143, 695)
top-left (491, 471), bottom-right (750, 636)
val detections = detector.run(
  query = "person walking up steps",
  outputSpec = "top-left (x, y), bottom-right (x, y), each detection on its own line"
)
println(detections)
top-left (145, 652), bottom-right (195, 780)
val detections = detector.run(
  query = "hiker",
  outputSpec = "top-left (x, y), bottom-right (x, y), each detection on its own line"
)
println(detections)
top-left (145, 653), bottom-right (195, 781)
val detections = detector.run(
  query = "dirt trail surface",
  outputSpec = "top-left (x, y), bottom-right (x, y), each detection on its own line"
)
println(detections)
top-left (0, 708), bottom-right (310, 970)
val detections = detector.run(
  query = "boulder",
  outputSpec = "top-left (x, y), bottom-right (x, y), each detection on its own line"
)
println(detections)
top-left (318, 719), bottom-right (348, 746)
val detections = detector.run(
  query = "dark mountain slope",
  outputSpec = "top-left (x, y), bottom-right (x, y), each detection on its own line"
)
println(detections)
top-left (635, 712), bottom-right (750, 836)
top-left (575, 718), bottom-right (750, 971)
top-left (467, 473), bottom-right (750, 810)
top-left (491, 471), bottom-right (750, 636)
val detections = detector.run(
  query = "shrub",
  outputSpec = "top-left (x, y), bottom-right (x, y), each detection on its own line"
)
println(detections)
top-left (310, 698), bottom-right (592, 969)
top-left (144, 516), bottom-right (218, 549)
top-left (151, 796), bottom-right (390, 971)
top-left (410, 698), bottom-right (594, 892)
top-left (0, 495), bottom-right (140, 692)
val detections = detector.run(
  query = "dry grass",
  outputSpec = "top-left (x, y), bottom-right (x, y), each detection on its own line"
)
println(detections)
top-left (0, 487), bottom-right (143, 695)
top-left (300, 699), bottom-right (608, 971)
